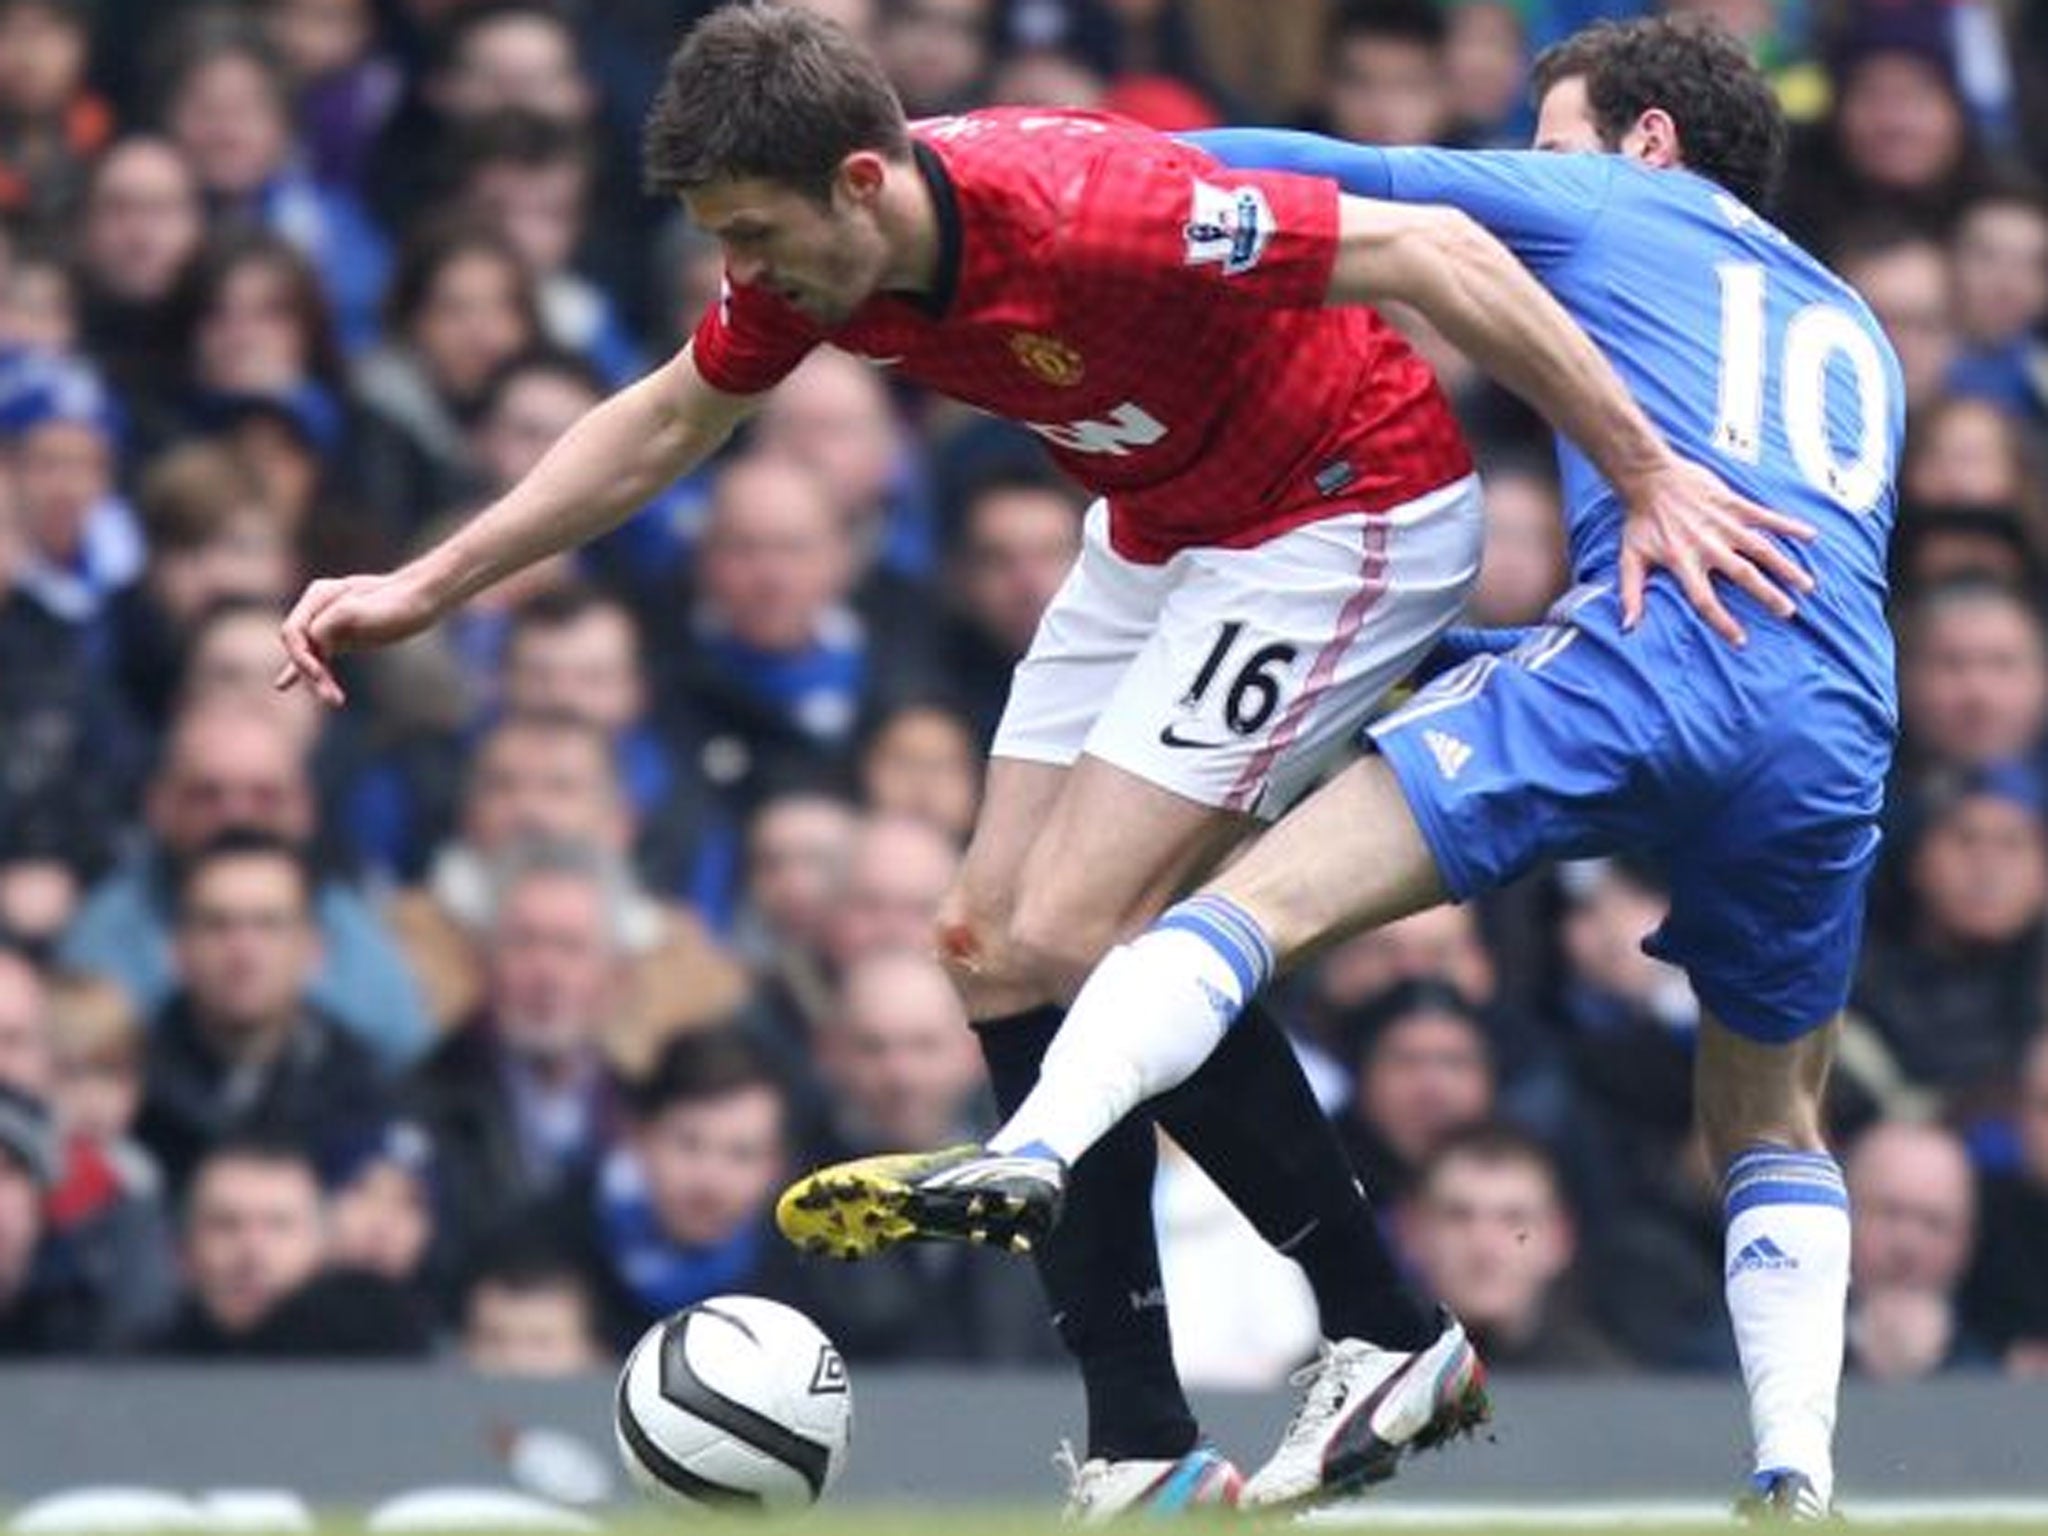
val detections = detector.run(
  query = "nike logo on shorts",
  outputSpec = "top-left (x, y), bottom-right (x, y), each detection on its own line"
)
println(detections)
top-left (1159, 724), bottom-right (1227, 750)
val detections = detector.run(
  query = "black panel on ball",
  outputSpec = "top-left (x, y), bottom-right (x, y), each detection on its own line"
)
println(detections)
top-left (615, 1365), bottom-right (765, 1510)
top-left (659, 1307), bottom-right (832, 1498)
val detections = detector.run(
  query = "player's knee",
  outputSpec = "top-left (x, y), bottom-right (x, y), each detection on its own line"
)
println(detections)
top-left (1697, 1081), bottom-right (1826, 1174)
top-left (1004, 893), bottom-right (1119, 998)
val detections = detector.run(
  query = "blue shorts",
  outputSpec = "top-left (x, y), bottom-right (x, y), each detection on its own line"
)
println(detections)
top-left (1370, 583), bottom-right (1896, 1044)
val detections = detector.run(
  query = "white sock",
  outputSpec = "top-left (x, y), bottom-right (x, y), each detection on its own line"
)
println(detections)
top-left (990, 895), bottom-right (1274, 1165)
top-left (1722, 1146), bottom-right (1850, 1507)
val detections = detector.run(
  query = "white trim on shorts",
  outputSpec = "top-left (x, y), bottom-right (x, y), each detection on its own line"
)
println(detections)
top-left (991, 474), bottom-right (1485, 820)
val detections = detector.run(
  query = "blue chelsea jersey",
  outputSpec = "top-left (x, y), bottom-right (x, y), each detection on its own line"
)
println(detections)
top-left (1194, 134), bottom-right (1905, 708)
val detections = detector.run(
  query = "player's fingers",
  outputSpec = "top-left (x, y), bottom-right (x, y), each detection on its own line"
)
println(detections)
top-left (1678, 556), bottom-right (1746, 647)
top-left (1732, 527), bottom-right (1815, 604)
top-left (1719, 544), bottom-right (1799, 621)
top-left (1619, 543), bottom-right (1648, 630)
top-left (1736, 500), bottom-right (1819, 544)
top-left (278, 584), bottom-right (348, 707)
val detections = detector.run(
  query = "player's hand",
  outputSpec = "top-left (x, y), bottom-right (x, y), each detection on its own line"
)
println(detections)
top-left (1617, 457), bottom-right (1817, 646)
top-left (274, 570), bottom-right (445, 707)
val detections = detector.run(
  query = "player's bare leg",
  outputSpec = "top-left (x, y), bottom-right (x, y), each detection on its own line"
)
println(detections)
top-left (781, 752), bottom-right (1241, 1257)
top-left (1697, 1014), bottom-right (1847, 1523)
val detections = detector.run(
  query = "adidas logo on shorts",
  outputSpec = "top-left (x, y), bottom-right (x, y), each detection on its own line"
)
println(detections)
top-left (1727, 1235), bottom-right (1799, 1278)
top-left (1423, 728), bottom-right (1473, 781)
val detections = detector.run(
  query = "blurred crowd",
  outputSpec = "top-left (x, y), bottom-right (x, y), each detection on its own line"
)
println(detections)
top-left (2, 0), bottom-right (2047, 1389)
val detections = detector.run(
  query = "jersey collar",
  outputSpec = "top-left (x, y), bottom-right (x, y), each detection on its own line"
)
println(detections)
top-left (900, 139), bottom-right (962, 320)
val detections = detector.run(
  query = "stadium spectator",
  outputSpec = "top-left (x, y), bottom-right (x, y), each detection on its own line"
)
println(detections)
top-left (158, 22), bottom-right (390, 351)
top-left (1404, 1122), bottom-right (1625, 1372)
top-left (59, 699), bottom-right (429, 1063)
top-left (1897, 580), bottom-right (2048, 777)
top-left (1442, 0), bottom-right (1529, 146)
top-left (176, 599), bottom-right (325, 759)
top-left (0, 955), bottom-right (177, 1348)
top-left (458, 1233), bottom-right (607, 1375)
top-left (74, 138), bottom-right (204, 400)
top-left (258, 0), bottom-right (404, 192)
top-left (1963, 1027), bottom-right (2048, 1372)
top-left (1784, 8), bottom-right (1989, 246)
top-left (1947, 182), bottom-right (2048, 414)
top-left (1315, 0), bottom-right (1455, 150)
top-left (1903, 394), bottom-right (2046, 517)
top-left (1831, 226), bottom-right (1959, 417)
top-left (1844, 1119), bottom-right (1991, 1380)
top-left (1468, 458), bottom-right (1568, 626)
top-left (321, 1119), bottom-right (441, 1307)
top-left (936, 468), bottom-right (1085, 742)
top-left (1334, 979), bottom-right (1495, 1207)
top-left (799, 950), bottom-right (1054, 1362)
top-left (522, 1028), bottom-right (818, 1353)
top-left (0, 240), bottom-right (76, 354)
top-left (383, 710), bottom-right (747, 1068)
top-left (820, 812), bottom-right (959, 980)
top-left (877, 0), bottom-right (994, 116)
top-left (732, 789), bottom-right (861, 1045)
top-left (0, 1080), bottom-right (88, 1353)
top-left (752, 344), bottom-right (939, 593)
top-left (444, 111), bottom-right (639, 385)
top-left (111, 441), bottom-right (298, 731)
top-left (42, 969), bottom-right (146, 1147)
top-left (136, 831), bottom-right (394, 1192)
top-left (366, 0), bottom-right (604, 258)
top-left (856, 699), bottom-right (981, 844)
top-left (671, 454), bottom-right (880, 789)
top-left (353, 220), bottom-right (542, 525)
top-left (0, 353), bottom-right (141, 643)
top-left (0, 0), bottom-right (111, 225)
top-left (150, 1134), bottom-right (430, 1356)
top-left (1858, 766), bottom-right (2048, 1113)
top-left (409, 841), bottom-right (626, 1260)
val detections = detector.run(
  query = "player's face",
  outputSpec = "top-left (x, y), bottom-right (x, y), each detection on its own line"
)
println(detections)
top-left (686, 167), bottom-right (891, 326)
top-left (1532, 76), bottom-right (1606, 156)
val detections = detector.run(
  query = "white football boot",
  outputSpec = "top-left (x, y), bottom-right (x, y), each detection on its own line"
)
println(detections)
top-left (1241, 1315), bottom-right (1490, 1512)
top-left (1053, 1442), bottom-right (1243, 1523)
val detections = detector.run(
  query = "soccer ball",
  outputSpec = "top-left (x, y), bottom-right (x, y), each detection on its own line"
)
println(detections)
top-left (614, 1295), bottom-right (853, 1514)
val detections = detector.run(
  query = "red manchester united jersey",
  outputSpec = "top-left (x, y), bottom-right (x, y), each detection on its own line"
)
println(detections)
top-left (692, 108), bottom-right (1471, 564)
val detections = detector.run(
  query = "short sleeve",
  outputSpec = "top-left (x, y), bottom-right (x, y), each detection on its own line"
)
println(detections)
top-left (1062, 144), bottom-right (1341, 310)
top-left (689, 275), bottom-right (824, 396)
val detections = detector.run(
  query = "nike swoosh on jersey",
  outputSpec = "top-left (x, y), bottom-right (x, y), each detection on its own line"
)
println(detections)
top-left (1158, 724), bottom-right (1228, 750)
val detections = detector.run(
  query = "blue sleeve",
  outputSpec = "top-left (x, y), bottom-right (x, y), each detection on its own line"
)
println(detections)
top-left (1187, 132), bottom-right (1616, 274)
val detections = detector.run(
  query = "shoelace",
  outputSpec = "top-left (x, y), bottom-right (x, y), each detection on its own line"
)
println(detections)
top-left (1052, 1440), bottom-right (1094, 1517)
top-left (1278, 1340), bottom-right (1358, 1447)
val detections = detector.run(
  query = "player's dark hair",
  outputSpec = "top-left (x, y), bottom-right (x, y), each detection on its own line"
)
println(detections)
top-left (642, 3), bottom-right (911, 202)
top-left (1531, 17), bottom-right (1787, 213)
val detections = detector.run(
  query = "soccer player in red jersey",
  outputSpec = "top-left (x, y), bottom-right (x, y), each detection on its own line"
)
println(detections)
top-left (278, 6), bottom-right (1809, 1515)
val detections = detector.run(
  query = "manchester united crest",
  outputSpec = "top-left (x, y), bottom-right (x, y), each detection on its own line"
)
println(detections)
top-left (1009, 331), bottom-right (1085, 387)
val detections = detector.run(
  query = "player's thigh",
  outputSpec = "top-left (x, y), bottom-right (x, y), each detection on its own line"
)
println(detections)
top-left (1206, 752), bottom-right (1446, 965)
top-left (1080, 476), bottom-right (1483, 821)
top-left (989, 498), bottom-right (1166, 784)
top-left (1007, 751), bottom-right (1250, 990)
top-left (1367, 595), bottom-right (1673, 905)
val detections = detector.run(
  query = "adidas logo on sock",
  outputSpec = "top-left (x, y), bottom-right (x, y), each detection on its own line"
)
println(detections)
top-left (1727, 1234), bottom-right (1799, 1277)
top-left (1424, 728), bottom-right (1473, 781)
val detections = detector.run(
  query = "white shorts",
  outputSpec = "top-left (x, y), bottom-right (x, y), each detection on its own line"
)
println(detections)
top-left (992, 474), bottom-right (1485, 819)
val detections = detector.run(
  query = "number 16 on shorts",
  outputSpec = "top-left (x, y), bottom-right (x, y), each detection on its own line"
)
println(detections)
top-left (1161, 621), bottom-right (1301, 750)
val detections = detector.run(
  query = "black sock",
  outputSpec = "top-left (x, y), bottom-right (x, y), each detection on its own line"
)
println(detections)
top-left (1152, 1001), bottom-right (1440, 1351)
top-left (977, 1007), bottom-right (1199, 1462)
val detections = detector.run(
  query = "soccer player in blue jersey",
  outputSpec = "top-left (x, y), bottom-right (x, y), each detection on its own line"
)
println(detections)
top-left (788, 19), bottom-right (1899, 1519)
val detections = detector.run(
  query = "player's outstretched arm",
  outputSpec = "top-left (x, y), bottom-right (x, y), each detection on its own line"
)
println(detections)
top-left (276, 345), bottom-right (756, 704)
top-left (1327, 196), bottom-right (1814, 644)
